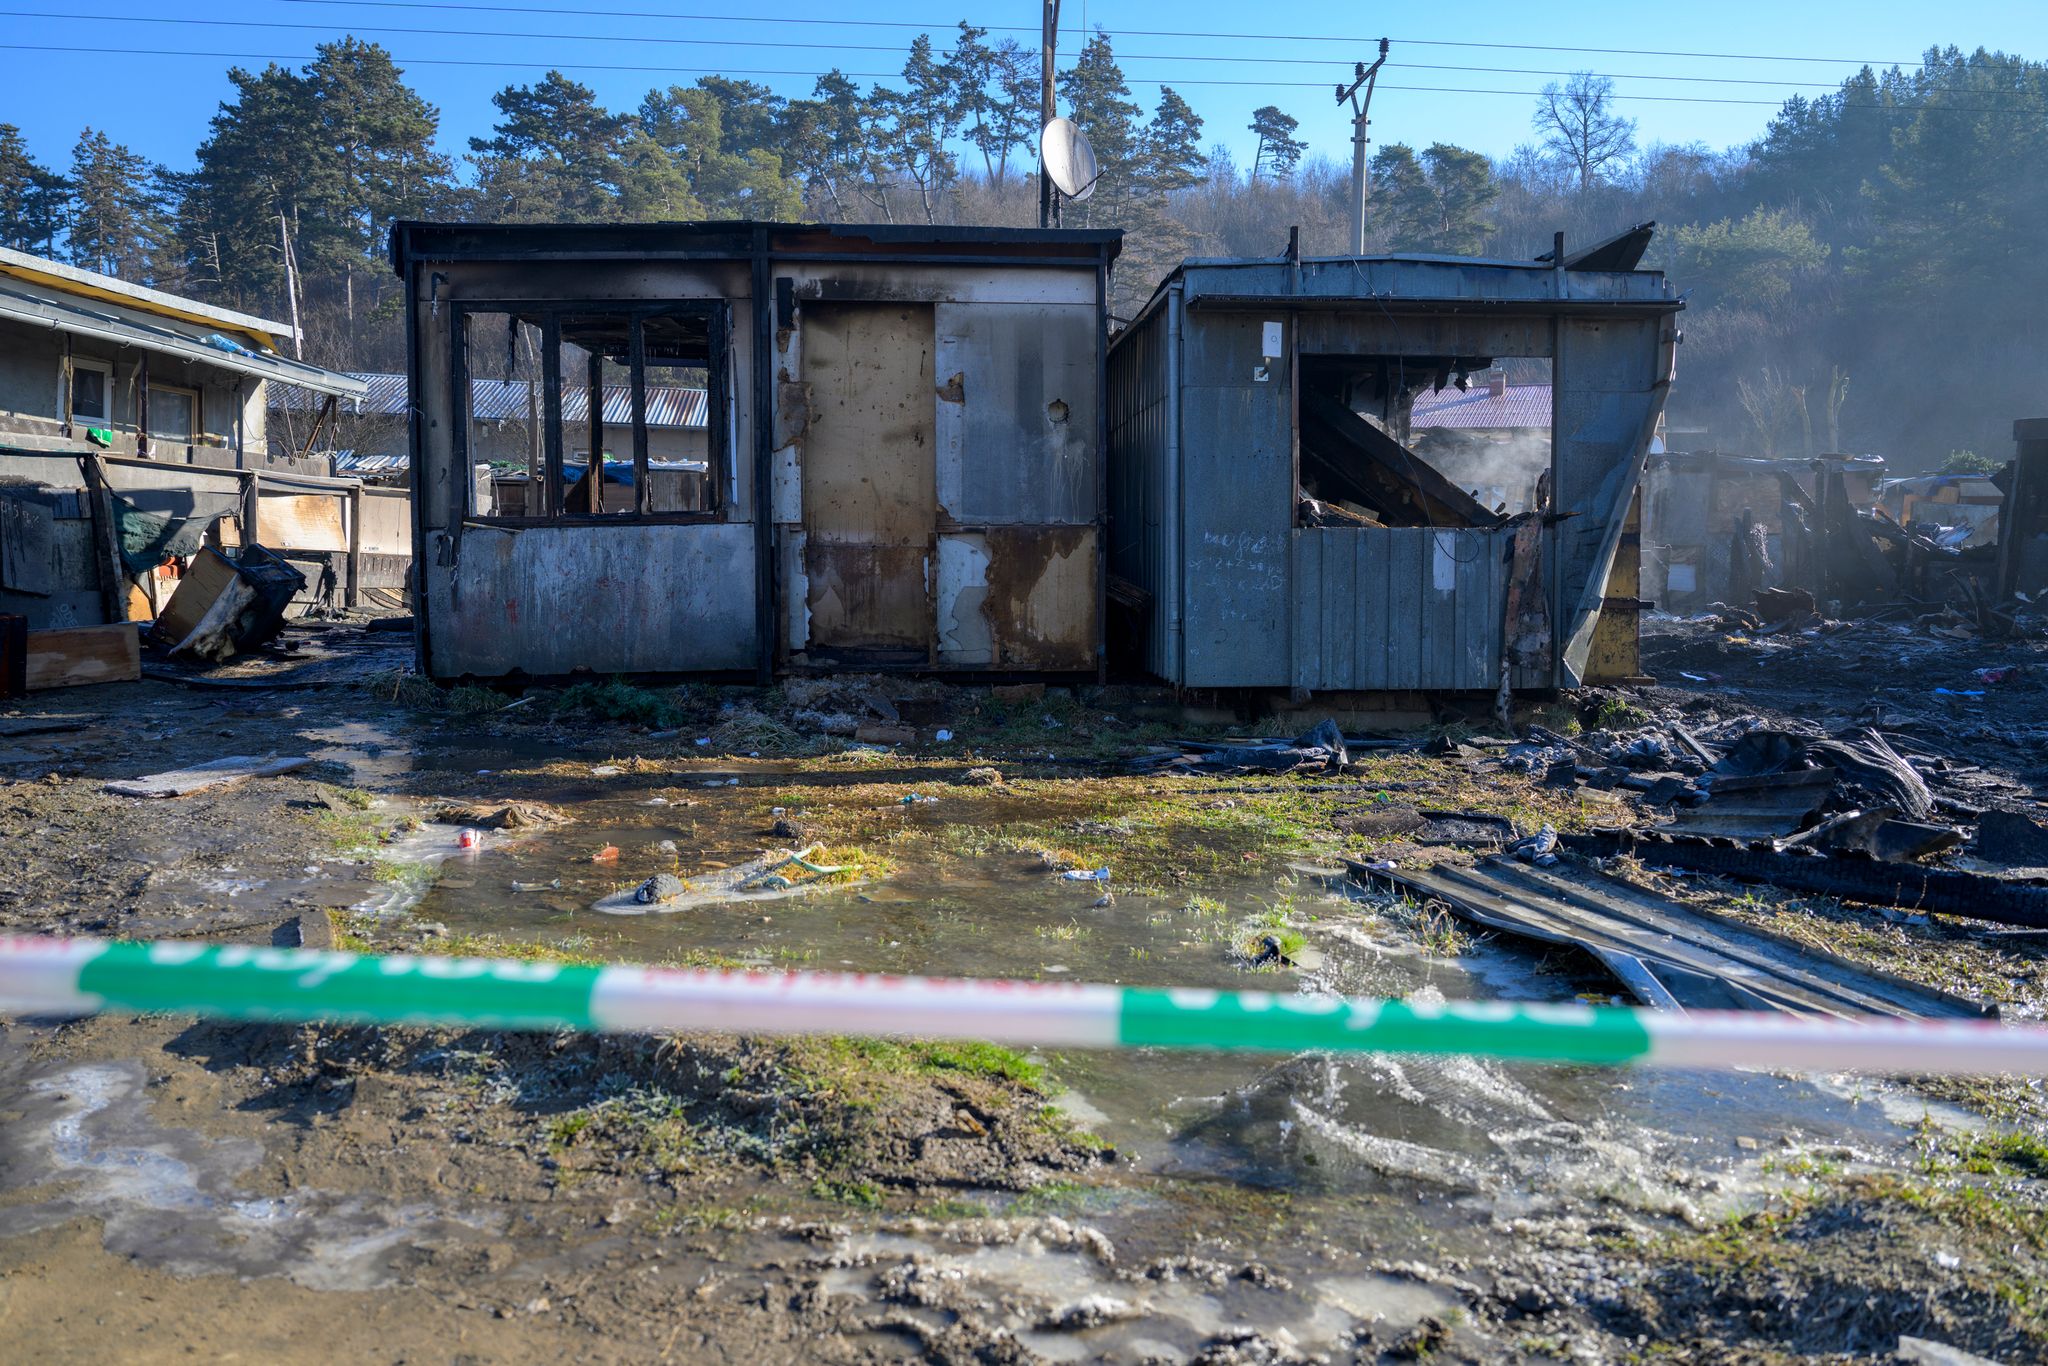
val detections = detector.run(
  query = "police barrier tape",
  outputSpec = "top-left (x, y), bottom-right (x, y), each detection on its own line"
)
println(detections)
top-left (0, 936), bottom-right (2037, 1075)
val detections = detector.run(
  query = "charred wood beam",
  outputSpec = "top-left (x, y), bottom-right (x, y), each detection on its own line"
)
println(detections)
top-left (1299, 388), bottom-right (1498, 528)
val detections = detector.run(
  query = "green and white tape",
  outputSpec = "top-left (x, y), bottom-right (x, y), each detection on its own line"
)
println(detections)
top-left (0, 936), bottom-right (2038, 1075)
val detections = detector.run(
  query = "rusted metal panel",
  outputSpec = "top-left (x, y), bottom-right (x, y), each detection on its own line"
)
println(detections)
top-left (799, 301), bottom-right (935, 659)
top-left (804, 543), bottom-right (931, 657)
top-left (1583, 492), bottom-right (1645, 684)
top-left (936, 526), bottom-right (1097, 669)
top-left (1291, 527), bottom-right (1507, 691)
top-left (258, 491), bottom-right (349, 553)
top-left (933, 302), bottom-right (1096, 525)
top-left (428, 522), bottom-right (756, 676)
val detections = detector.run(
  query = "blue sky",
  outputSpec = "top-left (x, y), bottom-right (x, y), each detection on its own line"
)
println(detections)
top-left (4, 1), bottom-right (2046, 177)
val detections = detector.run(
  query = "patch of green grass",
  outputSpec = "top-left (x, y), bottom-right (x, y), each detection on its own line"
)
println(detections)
top-left (553, 677), bottom-right (686, 728)
top-left (811, 1176), bottom-right (884, 1208)
top-left (311, 808), bottom-right (381, 853)
top-left (325, 785), bottom-right (375, 811)
top-left (922, 1197), bottom-right (992, 1219)
top-left (1593, 696), bottom-right (1651, 730)
top-left (787, 1036), bottom-right (1049, 1097)
top-left (326, 908), bottom-right (373, 953)
top-left (436, 933), bottom-right (606, 966)
top-left (378, 672), bottom-right (507, 714)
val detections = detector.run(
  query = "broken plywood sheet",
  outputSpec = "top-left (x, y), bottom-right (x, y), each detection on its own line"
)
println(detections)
top-left (105, 754), bottom-right (314, 798)
top-left (26, 624), bottom-right (140, 690)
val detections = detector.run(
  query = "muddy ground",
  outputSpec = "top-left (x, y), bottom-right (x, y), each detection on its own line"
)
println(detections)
top-left (3, 616), bottom-right (2048, 1363)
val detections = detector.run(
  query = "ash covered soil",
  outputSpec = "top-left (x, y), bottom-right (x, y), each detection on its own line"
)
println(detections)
top-left (3, 629), bottom-right (2048, 1363)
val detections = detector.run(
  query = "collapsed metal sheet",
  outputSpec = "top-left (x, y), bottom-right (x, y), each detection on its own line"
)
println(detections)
top-left (1361, 857), bottom-right (1988, 1019)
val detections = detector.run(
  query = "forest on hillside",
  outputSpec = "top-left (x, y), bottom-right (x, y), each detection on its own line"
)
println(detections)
top-left (1, 30), bottom-right (2043, 467)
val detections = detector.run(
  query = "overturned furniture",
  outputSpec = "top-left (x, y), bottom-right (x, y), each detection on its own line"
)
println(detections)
top-left (390, 221), bottom-right (1121, 680)
top-left (1107, 241), bottom-right (1680, 695)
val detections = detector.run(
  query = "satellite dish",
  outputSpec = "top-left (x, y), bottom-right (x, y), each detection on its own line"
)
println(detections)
top-left (1041, 118), bottom-right (1099, 202)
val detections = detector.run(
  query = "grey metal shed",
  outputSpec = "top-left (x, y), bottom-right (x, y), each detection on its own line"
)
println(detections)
top-left (1107, 245), bottom-right (1681, 694)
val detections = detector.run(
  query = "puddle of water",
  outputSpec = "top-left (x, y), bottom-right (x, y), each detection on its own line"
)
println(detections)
top-left (396, 772), bottom-right (1932, 1211)
top-left (0, 1057), bottom-right (498, 1291)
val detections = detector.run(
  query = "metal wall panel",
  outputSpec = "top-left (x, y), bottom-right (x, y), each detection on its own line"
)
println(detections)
top-left (1291, 527), bottom-right (1508, 691)
top-left (934, 301), bottom-right (1096, 525)
top-left (427, 522), bottom-right (757, 676)
top-left (1181, 385), bottom-right (1292, 688)
top-left (1106, 294), bottom-right (1174, 680)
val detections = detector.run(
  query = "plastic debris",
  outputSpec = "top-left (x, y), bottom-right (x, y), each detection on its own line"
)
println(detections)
top-left (591, 764), bottom-right (623, 776)
top-left (1509, 825), bottom-right (1560, 867)
top-left (900, 793), bottom-right (937, 805)
top-left (1061, 867), bottom-right (1111, 882)
top-left (1933, 688), bottom-right (1985, 699)
top-left (591, 845), bottom-right (620, 862)
top-left (634, 873), bottom-right (687, 905)
top-left (935, 729), bottom-right (953, 742)
top-left (511, 879), bottom-right (561, 893)
top-left (1973, 666), bottom-right (2019, 684)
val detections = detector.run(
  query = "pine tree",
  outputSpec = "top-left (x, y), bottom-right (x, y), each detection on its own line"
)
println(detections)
top-left (947, 23), bottom-right (1034, 187)
top-left (469, 72), bottom-right (630, 221)
top-left (66, 128), bottom-right (165, 279)
top-left (638, 82), bottom-right (801, 219)
top-left (878, 34), bottom-right (963, 223)
top-left (782, 72), bottom-right (893, 221)
top-left (1248, 106), bottom-right (1306, 181)
top-left (1056, 31), bottom-right (1141, 227)
top-left (303, 40), bottom-right (451, 348)
top-left (0, 124), bottom-right (66, 254)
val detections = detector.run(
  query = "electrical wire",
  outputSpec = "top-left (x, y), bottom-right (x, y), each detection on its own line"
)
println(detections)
top-left (0, 41), bottom-right (2036, 117)
top-left (269, 0), bottom-right (1937, 67)
top-left (9, 9), bottom-right (2036, 100)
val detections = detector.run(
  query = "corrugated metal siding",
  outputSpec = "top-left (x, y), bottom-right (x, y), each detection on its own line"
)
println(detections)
top-left (1291, 527), bottom-right (1509, 690)
top-left (1106, 296), bottom-right (1174, 680)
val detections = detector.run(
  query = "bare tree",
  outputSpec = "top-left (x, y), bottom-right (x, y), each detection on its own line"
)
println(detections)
top-left (1532, 72), bottom-right (1636, 192)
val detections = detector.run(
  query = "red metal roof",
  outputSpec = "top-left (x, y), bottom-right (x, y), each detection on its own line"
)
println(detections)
top-left (1410, 383), bottom-right (1552, 432)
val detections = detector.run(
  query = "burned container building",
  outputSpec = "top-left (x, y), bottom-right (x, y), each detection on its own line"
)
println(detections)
top-left (1108, 238), bottom-right (1681, 695)
top-left (390, 221), bottom-right (1118, 680)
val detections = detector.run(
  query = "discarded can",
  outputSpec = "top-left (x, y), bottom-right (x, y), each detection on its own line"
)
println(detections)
top-left (457, 828), bottom-right (483, 850)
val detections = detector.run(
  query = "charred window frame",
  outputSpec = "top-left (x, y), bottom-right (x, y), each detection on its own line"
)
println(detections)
top-left (1292, 353), bottom-right (1529, 530)
top-left (452, 300), bottom-right (729, 525)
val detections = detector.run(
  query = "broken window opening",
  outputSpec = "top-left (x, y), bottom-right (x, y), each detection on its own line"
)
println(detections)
top-left (457, 301), bottom-right (727, 525)
top-left (1296, 354), bottom-right (1547, 529)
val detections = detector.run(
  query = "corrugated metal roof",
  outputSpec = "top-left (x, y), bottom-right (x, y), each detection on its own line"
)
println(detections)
top-left (1410, 383), bottom-right (1552, 432)
top-left (275, 373), bottom-right (707, 429)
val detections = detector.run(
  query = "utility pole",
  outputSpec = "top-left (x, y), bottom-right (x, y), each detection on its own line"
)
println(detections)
top-left (1038, 0), bottom-right (1060, 229)
top-left (278, 213), bottom-right (303, 360)
top-left (1337, 38), bottom-right (1391, 256)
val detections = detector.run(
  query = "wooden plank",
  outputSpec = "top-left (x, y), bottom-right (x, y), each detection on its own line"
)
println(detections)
top-left (26, 623), bottom-right (140, 690)
top-left (257, 492), bottom-right (350, 553)
top-left (104, 754), bottom-right (313, 798)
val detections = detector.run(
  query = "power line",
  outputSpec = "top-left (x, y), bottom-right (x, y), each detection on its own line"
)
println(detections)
top-left (269, 0), bottom-right (1934, 67)
top-left (5, 9), bottom-right (2021, 98)
top-left (1, 41), bottom-right (2037, 117)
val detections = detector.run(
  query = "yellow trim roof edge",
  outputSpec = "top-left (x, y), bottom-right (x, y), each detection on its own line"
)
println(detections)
top-left (0, 247), bottom-right (292, 352)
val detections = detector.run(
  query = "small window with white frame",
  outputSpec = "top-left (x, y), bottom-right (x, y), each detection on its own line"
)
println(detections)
top-left (152, 384), bottom-right (200, 453)
top-left (70, 358), bottom-right (112, 427)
